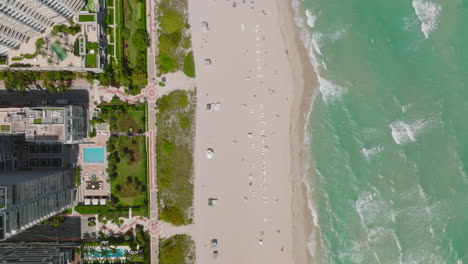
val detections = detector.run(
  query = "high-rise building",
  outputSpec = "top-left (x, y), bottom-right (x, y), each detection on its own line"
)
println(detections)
top-left (0, 106), bottom-right (86, 144)
top-left (0, 170), bottom-right (75, 241)
top-left (0, 135), bottom-right (17, 172)
top-left (0, 245), bottom-right (73, 263)
top-left (0, 0), bottom-right (86, 55)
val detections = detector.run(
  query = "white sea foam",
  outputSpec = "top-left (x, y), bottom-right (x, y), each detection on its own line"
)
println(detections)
top-left (355, 191), bottom-right (393, 226)
top-left (401, 103), bottom-right (413, 113)
top-left (412, 0), bottom-right (442, 38)
top-left (361, 146), bottom-right (384, 160)
top-left (318, 76), bottom-right (346, 103)
top-left (367, 227), bottom-right (390, 243)
top-left (329, 25), bottom-right (349, 42)
top-left (389, 116), bottom-right (437, 145)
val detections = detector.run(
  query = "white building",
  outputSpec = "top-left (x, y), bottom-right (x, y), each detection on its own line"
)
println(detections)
top-left (0, 0), bottom-right (86, 55)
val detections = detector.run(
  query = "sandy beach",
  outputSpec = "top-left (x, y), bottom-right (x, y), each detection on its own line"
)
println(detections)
top-left (188, 0), bottom-right (318, 263)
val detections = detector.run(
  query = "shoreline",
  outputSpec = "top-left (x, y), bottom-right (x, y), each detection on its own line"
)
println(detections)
top-left (187, 0), bottom-right (318, 262)
top-left (275, 0), bottom-right (320, 263)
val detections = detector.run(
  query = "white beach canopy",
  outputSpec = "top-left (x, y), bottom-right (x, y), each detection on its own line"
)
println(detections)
top-left (206, 148), bottom-right (214, 159)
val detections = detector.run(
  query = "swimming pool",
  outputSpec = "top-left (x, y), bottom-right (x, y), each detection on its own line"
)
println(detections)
top-left (83, 147), bottom-right (105, 163)
top-left (85, 248), bottom-right (127, 259)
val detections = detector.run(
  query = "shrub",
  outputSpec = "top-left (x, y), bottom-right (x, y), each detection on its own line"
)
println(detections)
top-left (132, 29), bottom-right (149, 51)
top-left (158, 32), bottom-right (181, 54)
top-left (159, 235), bottom-right (195, 264)
top-left (162, 139), bottom-right (175, 156)
top-left (183, 51), bottom-right (195, 78)
top-left (160, 10), bottom-right (184, 34)
top-left (177, 113), bottom-right (190, 130)
top-left (73, 38), bottom-right (80, 56)
top-left (160, 206), bottom-right (184, 226)
top-left (157, 53), bottom-right (177, 73)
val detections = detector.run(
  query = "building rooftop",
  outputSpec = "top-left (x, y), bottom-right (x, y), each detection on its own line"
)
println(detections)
top-left (0, 106), bottom-right (84, 143)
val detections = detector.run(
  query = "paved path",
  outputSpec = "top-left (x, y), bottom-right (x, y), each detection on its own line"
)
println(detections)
top-left (98, 216), bottom-right (161, 236)
top-left (145, 0), bottom-right (159, 262)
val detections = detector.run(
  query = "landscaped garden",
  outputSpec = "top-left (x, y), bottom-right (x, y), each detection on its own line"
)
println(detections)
top-left (91, 97), bottom-right (148, 216)
top-left (80, 225), bottom-right (150, 262)
top-left (159, 235), bottom-right (195, 264)
top-left (85, 42), bottom-right (99, 68)
top-left (103, 0), bottom-right (148, 94)
top-left (156, 90), bottom-right (196, 226)
top-left (21, 38), bottom-right (45, 59)
top-left (0, 70), bottom-right (82, 93)
top-left (156, 0), bottom-right (195, 78)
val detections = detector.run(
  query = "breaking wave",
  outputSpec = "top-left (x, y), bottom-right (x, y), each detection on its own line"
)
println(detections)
top-left (412, 0), bottom-right (442, 38)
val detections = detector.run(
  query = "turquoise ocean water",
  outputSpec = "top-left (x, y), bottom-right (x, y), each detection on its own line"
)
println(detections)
top-left (297, 0), bottom-right (468, 263)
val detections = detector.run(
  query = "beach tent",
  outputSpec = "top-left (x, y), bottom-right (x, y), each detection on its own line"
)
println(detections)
top-left (206, 148), bottom-right (214, 159)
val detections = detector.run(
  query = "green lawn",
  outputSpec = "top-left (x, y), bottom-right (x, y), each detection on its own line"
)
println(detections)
top-left (112, 136), bottom-right (147, 207)
top-left (115, 0), bottom-right (124, 62)
top-left (95, 99), bottom-right (148, 215)
top-left (85, 54), bottom-right (97, 68)
top-left (156, 90), bottom-right (196, 226)
top-left (79, 14), bottom-right (95, 22)
top-left (85, 42), bottom-right (98, 68)
top-left (106, 9), bottom-right (114, 24)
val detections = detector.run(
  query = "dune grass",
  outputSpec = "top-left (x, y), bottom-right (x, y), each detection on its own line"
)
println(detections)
top-left (156, 90), bottom-right (196, 225)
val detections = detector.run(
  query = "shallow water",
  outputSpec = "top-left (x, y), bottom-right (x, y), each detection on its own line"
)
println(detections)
top-left (298, 0), bottom-right (468, 262)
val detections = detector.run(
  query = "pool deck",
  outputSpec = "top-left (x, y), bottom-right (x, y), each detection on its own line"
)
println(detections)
top-left (78, 134), bottom-right (111, 202)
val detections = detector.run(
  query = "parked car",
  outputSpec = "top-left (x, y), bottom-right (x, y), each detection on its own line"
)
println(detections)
top-left (213, 250), bottom-right (218, 259)
top-left (87, 217), bottom-right (96, 222)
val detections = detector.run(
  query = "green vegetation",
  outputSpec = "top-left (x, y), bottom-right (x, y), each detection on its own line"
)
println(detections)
top-left (75, 166), bottom-right (82, 187)
top-left (9, 63), bottom-right (31, 67)
top-left (81, 225), bottom-right (150, 262)
top-left (62, 208), bottom-right (73, 214)
top-left (0, 125), bottom-right (10, 132)
top-left (109, 136), bottom-right (147, 207)
top-left (52, 22), bottom-right (81, 35)
top-left (86, 0), bottom-right (96, 12)
top-left (156, 90), bottom-right (196, 225)
top-left (0, 70), bottom-right (78, 93)
top-left (88, 221), bottom-right (96, 226)
top-left (91, 98), bottom-right (148, 215)
top-left (156, 0), bottom-right (195, 77)
top-left (160, 10), bottom-right (184, 34)
top-left (40, 214), bottom-right (65, 227)
top-left (79, 14), bottom-right (96, 22)
top-left (0, 57), bottom-right (7, 65)
top-left (22, 38), bottom-right (44, 59)
top-left (183, 51), bottom-right (195, 78)
top-left (73, 38), bottom-right (81, 56)
top-left (85, 42), bottom-right (98, 68)
top-left (33, 118), bottom-right (41, 124)
top-left (75, 205), bottom-right (125, 214)
top-left (106, 0), bottom-right (147, 94)
top-left (11, 57), bottom-right (23, 61)
top-left (159, 235), bottom-right (195, 264)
